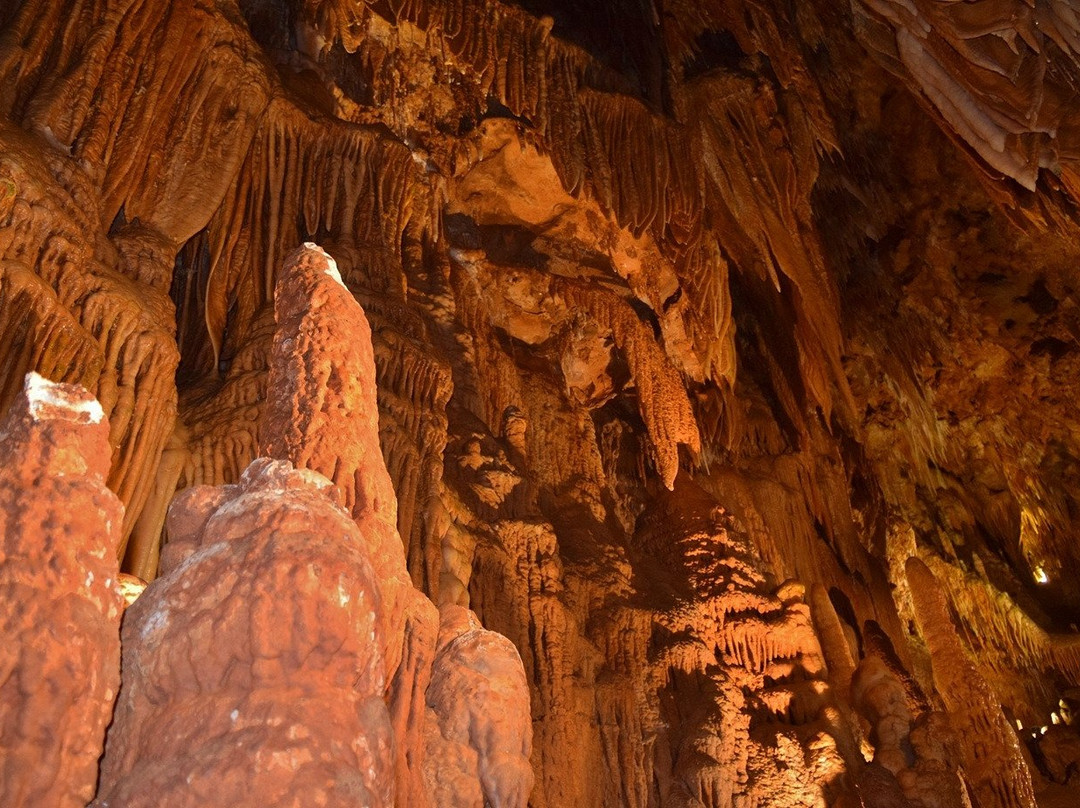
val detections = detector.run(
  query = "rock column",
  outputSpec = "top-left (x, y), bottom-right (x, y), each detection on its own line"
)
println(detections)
top-left (94, 459), bottom-right (394, 808)
top-left (0, 372), bottom-right (124, 808)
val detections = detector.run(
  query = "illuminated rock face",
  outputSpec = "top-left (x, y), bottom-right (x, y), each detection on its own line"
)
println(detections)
top-left (4, 0), bottom-right (1080, 806)
top-left (907, 558), bottom-right (1038, 808)
top-left (261, 243), bottom-right (410, 679)
top-left (0, 373), bottom-right (124, 808)
top-left (93, 458), bottom-right (395, 808)
top-left (90, 243), bottom-right (533, 808)
top-left (258, 242), bottom-right (533, 807)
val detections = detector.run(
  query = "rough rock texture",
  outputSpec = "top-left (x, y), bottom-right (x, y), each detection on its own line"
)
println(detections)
top-left (4, 0), bottom-right (1080, 805)
top-left (424, 605), bottom-right (535, 808)
top-left (94, 458), bottom-right (395, 808)
top-left (0, 373), bottom-right (124, 808)
top-left (91, 242), bottom-right (533, 808)
top-left (907, 557), bottom-right (1037, 808)
top-left (853, 0), bottom-right (1080, 198)
top-left (259, 242), bottom-right (411, 678)
top-left (257, 242), bottom-right (531, 807)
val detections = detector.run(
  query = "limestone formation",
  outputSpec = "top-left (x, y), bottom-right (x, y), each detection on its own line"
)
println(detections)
top-left (0, 373), bottom-right (124, 808)
top-left (260, 242), bottom-right (411, 676)
top-left (424, 605), bottom-right (534, 808)
top-left (93, 458), bottom-right (394, 808)
top-left (256, 242), bottom-right (532, 807)
top-left (3, 0), bottom-right (1080, 806)
top-left (907, 558), bottom-right (1037, 808)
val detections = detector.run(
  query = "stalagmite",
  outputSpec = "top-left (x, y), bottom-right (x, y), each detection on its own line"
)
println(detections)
top-left (851, 654), bottom-right (914, 775)
top-left (424, 605), bottom-right (534, 807)
top-left (0, 373), bottom-right (124, 808)
top-left (258, 242), bottom-right (431, 804)
top-left (906, 557), bottom-right (1038, 808)
top-left (260, 243), bottom-right (410, 670)
top-left (257, 242), bottom-right (531, 806)
top-left (94, 459), bottom-right (394, 808)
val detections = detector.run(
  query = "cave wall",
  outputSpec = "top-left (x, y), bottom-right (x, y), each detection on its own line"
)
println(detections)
top-left (4, 0), bottom-right (1080, 806)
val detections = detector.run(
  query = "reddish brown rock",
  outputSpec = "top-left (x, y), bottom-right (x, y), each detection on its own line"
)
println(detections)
top-left (257, 242), bottom-right (535, 807)
top-left (94, 458), bottom-right (393, 808)
top-left (259, 242), bottom-right (429, 803)
top-left (6, 1), bottom-right (1080, 807)
top-left (0, 372), bottom-right (124, 808)
top-left (260, 243), bottom-right (410, 676)
top-left (851, 655), bottom-right (914, 775)
top-left (423, 605), bottom-right (534, 808)
top-left (855, 764), bottom-right (912, 808)
top-left (0, 120), bottom-right (180, 550)
top-left (900, 713), bottom-right (970, 808)
top-left (387, 589), bottom-right (441, 807)
top-left (1039, 723), bottom-right (1080, 784)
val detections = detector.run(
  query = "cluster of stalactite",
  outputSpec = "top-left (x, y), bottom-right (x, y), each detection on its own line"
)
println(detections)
top-left (4, 0), bottom-right (1080, 806)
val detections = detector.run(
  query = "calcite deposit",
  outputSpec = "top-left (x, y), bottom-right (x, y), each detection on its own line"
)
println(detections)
top-left (258, 242), bottom-right (531, 807)
top-left (907, 557), bottom-right (1038, 808)
top-left (94, 458), bottom-right (395, 808)
top-left (260, 242), bottom-right (412, 677)
top-left (4, 0), bottom-right (1080, 805)
top-left (0, 373), bottom-right (124, 808)
top-left (424, 605), bottom-right (535, 808)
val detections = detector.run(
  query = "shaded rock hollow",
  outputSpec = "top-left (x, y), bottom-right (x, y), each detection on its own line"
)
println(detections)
top-left (3, 0), bottom-right (1080, 806)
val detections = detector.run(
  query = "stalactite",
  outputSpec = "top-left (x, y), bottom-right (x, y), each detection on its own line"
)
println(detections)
top-left (0, 0), bottom-right (271, 243)
top-left (369, 317), bottom-right (454, 594)
top-left (920, 552), bottom-right (1080, 724)
top-left (4, 1), bottom-right (1080, 806)
top-left (853, 0), bottom-right (1080, 216)
top-left (681, 236), bottom-right (737, 387)
top-left (292, 0), bottom-right (858, 429)
top-left (205, 99), bottom-right (416, 366)
top-left (0, 121), bottom-right (178, 549)
top-left (635, 481), bottom-right (847, 808)
top-left (686, 71), bottom-right (850, 423)
top-left (176, 305), bottom-right (275, 494)
top-left (0, 261), bottom-right (103, 407)
top-left (558, 281), bottom-right (700, 490)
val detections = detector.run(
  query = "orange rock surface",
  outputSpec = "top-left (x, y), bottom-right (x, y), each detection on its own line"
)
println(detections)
top-left (258, 242), bottom-right (534, 806)
top-left (424, 605), bottom-right (534, 807)
top-left (0, 373), bottom-right (124, 808)
top-left (260, 243), bottom-right (411, 671)
top-left (3, 0), bottom-right (1080, 806)
top-left (94, 458), bottom-right (395, 808)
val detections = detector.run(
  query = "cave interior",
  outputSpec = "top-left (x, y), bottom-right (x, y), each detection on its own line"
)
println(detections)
top-left (4, 0), bottom-right (1080, 806)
